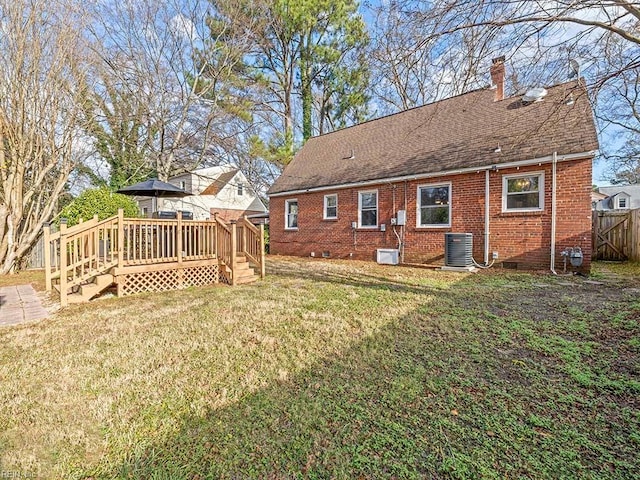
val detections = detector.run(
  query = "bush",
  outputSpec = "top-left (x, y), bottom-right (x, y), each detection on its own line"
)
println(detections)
top-left (58, 188), bottom-right (140, 227)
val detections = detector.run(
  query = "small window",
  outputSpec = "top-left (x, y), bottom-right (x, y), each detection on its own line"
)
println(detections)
top-left (180, 180), bottom-right (186, 190)
top-left (324, 194), bottom-right (337, 219)
top-left (358, 190), bottom-right (378, 228)
top-left (142, 207), bottom-right (148, 217)
top-left (237, 184), bottom-right (244, 196)
top-left (417, 183), bottom-right (451, 227)
top-left (502, 172), bottom-right (544, 212)
top-left (617, 197), bottom-right (628, 209)
top-left (285, 199), bottom-right (298, 229)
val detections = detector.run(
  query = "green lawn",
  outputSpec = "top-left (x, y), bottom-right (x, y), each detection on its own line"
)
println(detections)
top-left (1, 258), bottom-right (639, 479)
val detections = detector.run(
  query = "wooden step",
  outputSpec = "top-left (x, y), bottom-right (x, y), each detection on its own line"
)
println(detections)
top-left (79, 274), bottom-right (114, 299)
top-left (67, 293), bottom-right (89, 304)
top-left (235, 274), bottom-right (259, 285)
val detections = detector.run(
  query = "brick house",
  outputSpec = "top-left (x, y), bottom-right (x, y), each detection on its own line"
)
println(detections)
top-left (267, 61), bottom-right (599, 271)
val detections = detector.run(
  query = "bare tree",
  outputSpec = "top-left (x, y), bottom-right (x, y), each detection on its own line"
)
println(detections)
top-left (85, 0), bottom-right (255, 182)
top-left (0, 0), bottom-right (92, 273)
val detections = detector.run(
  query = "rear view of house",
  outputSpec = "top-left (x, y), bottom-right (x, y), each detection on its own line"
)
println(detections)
top-left (268, 59), bottom-right (599, 271)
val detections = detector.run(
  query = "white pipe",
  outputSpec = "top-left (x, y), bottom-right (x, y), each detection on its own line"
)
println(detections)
top-left (550, 151), bottom-right (558, 275)
top-left (484, 169), bottom-right (490, 265)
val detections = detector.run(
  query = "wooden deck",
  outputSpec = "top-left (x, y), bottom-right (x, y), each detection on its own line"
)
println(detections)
top-left (43, 210), bottom-right (265, 306)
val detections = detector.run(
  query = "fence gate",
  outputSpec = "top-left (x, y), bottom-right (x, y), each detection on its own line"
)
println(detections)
top-left (592, 210), bottom-right (638, 261)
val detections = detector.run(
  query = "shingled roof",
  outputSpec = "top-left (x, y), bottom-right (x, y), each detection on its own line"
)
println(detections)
top-left (201, 169), bottom-right (239, 196)
top-left (268, 80), bottom-right (598, 195)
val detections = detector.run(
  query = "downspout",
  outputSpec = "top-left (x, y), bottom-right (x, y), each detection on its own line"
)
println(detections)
top-left (550, 151), bottom-right (558, 274)
top-left (484, 169), bottom-right (490, 265)
top-left (402, 180), bottom-right (408, 263)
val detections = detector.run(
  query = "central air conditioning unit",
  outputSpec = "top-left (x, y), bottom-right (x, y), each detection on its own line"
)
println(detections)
top-left (377, 248), bottom-right (399, 265)
top-left (444, 233), bottom-right (473, 267)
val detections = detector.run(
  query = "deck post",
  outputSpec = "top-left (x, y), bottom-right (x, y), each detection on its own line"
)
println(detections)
top-left (241, 215), bottom-right (248, 254)
top-left (230, 221), bottom-right (237, 286)
top-left (177, 211), bottom-right (183, 265)
top-left (117, 209), bottom-right (124, 267)
top-left (59, 219), bottom-right (68, 307)
top-left (43, 222), bottom-right (52, 291)
top-left (259, 223), bottom-right (266, 279)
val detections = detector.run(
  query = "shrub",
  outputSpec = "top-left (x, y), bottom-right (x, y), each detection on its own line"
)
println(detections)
top-left (58, 188), bottom-right (140, 227)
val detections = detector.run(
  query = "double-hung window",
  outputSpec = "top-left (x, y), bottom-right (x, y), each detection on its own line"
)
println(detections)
top-left (285, 199), bottom-right (298, 229)
top-left (617, 196), bottom-right (628, 209)
top-left (324, 194), bottom-right (338, 219)
top-left (358, 190), bottom-right (378, 228)
top-left (503, 172), bottom-right (544, 212)
top-left (417, 183), bottom-right (451, 227)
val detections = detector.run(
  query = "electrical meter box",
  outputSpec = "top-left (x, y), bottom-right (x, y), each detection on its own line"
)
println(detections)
top-left (396, 210), bottom-right (406, 226)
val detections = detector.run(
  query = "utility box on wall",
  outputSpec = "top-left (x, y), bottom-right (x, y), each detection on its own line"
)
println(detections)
top-left (377, 248), bottom-right (399, 265)
top-left (396, 210), bottom-right (406, 226)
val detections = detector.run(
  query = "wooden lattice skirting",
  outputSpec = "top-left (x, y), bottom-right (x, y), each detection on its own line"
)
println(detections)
top-left (116, 264), bottom-right (220, 296)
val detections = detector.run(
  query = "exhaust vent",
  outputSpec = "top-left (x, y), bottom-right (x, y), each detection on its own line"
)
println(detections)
top-left (444, 233), bottom-right (473, 267)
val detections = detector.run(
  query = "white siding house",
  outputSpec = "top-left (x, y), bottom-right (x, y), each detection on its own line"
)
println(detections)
top-left (138, 166), bottom-right (267, 220)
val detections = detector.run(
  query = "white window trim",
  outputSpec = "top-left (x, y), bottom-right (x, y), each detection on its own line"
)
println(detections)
top-left (416, 182), bottom-right (452, 228)
top-left (502, 171), bottom-right (545, 213)
top-left (323, 194), bottom-right (338, 219)
top-left (616, 196), bottom-right (629, 209)
top-left (285, 199), bottom-right (298, 230)
top-left (358, 189), bottom-right (378, 228)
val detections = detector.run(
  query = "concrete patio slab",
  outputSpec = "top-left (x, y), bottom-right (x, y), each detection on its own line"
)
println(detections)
top-left (0, 284), bottom-right (49, 326)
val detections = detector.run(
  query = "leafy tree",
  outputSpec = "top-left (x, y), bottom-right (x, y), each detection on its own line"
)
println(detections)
top-left (58, 188), bottom-right (140, 227)
top-left (205, 0), bottom-right (369, 169)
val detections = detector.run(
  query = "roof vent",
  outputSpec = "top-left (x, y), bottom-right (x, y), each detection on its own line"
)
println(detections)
top-left (522, 87), bottom-right (548, 103)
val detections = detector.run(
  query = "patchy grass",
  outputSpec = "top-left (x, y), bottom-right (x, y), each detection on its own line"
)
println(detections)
top-left (0, 269), bottom-right (45, 291)
top-left (0, 257), bottom-right (639, 479)
top-left (592, 261), bottom-right (640, 278)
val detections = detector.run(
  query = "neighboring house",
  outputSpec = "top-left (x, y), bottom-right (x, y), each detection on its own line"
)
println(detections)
top-left (138, 166), bottom-right (267, 221)
top-left (594, 185), bottom-right (640, 211)
top-left (591, 190), bottom-right (608, 210)
top-left (267, 59), bottom-right (599, 271)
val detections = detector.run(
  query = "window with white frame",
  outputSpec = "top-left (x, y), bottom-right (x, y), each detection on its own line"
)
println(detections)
top-left (417, 183), bottom-right (451, 227)
top-left (502, 172), bottom-right (544, 211)
top-left (617, 196), bottom-right (628, 209)
top-left (324, 194), bottom-right (337, 219)
top-left (237, 184), bottom-right (244, 196)
top-left (180, 180), bottom-right (186, 190)
top-left (285, 199), bottom-right (298, 229)
top-left (358, 190), bottom-right (378, 227)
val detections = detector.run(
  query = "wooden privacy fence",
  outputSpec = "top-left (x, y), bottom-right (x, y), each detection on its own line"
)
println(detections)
top-left (44, 210), bottom-right (265, 306)
top-left (592, 209), bottom-right (640, 261)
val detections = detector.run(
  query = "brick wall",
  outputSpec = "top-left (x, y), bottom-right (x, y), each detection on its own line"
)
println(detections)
top-left (269, 158), bottom-right (593, 271)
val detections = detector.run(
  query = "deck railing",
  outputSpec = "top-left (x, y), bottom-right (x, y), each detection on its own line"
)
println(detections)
top-left (44, 209), bottom-right (266, 306)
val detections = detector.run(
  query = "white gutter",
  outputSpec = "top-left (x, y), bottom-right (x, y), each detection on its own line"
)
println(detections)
top-left (268, 151), bottom-right (596, 198)
top-left (550, 151), bottom-right (558, 275)
top-left (484, 169), bottom-right (490, 265)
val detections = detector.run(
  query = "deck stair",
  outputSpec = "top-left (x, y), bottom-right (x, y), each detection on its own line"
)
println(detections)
top-left (44, 211), bottom-right (265, 306)
top-left (67, 274), bottom-right (115, 304)
top-left (220, 255), bottom-right (259, 285)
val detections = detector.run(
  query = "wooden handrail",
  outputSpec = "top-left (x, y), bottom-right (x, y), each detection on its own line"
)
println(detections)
top-left (44, 210), bottom-right (265, 306)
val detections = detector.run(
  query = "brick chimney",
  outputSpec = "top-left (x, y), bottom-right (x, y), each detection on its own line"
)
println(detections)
top-left (490, 56), bottom-right (505, 101)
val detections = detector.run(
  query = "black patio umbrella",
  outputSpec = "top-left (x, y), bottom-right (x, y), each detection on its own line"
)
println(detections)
top-left (117, 178), bottom-right (189, 213)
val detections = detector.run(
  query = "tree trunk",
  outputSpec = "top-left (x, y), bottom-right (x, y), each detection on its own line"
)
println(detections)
top-left (301, 39), bottom-right (313, 141)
